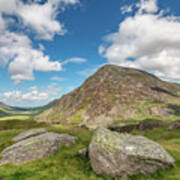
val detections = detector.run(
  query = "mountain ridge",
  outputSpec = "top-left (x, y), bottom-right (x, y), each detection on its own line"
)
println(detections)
top-left (37, 65), bottom-right (180, 128)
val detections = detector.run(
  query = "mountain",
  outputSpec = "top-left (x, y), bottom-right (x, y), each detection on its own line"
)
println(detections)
top-left (37, 65), bottom-right (180, 128)
top-left (0, 102), bottom-right (11, 117)
top-left (0, 102), bottom-right (8, 108)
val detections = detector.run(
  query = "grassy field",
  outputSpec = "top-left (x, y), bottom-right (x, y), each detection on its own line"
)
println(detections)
top-left (0, 119), bottom-right (179, 180)
top-left (0, 116), bottom-right (32, 121)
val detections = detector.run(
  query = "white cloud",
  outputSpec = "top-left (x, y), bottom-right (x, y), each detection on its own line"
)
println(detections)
top-left (0, 84), bottom-right (62, 107)
top-left (62, 57), bottom-right (87, 65)
top-left (17, 1), bottom-right (64, 40)
top-left (136, 0), bottom-right (158, 14)
top-left (121, 5), bottom-right (133, 14)
top-left (98, 45), bottom-right (106, 55)
top-left (0, 0), bottom-right (79, 40)
top-left (0, 0), bottom-right (17, 14)
top-left (0, 31), bottom-right (62, 84)
top-left (0, 90), bottom-right (48, 107)
top-left (0, 0), bottom-right (79, 83)
top-left (99, 0), bottom-right (180, 81)
top-left (51, 76), bottom-right (66, 81)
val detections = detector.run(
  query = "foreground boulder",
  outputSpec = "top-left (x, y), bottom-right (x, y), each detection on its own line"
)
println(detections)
top-left (167, 120), bottom-right (180, 130)
top-left (89, 127), bottom-right (174, 178)
top-left (0, 130), bottom-right (76, 165)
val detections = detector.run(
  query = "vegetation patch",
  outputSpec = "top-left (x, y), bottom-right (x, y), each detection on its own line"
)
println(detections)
top-left (69, 109), bottom-right (85, 125)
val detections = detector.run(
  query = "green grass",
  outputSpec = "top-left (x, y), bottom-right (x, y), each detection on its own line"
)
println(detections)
top-left (0, 120), bottom-right (47, 131)
top-left (0, 119), bottom-right (179, 180)
top-left (69, 109), bottom-right (84, 125)
top-left (0, 116), bottom-right (31, 121)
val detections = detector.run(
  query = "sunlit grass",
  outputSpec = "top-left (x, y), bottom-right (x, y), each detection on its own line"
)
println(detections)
top-left (0, 119), bottom-right (179, 180)
top-left (0, 116), bottom-right (31, 121)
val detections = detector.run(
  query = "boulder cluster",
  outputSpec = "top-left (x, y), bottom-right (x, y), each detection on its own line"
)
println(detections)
top-left (0, 126), bottom-right (176, 179)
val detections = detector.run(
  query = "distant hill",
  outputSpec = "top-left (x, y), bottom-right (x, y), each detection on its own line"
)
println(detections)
top-left (0, 102), bottom-right (15, 117)
top-left (37, 65), bottom-right (180, 128)
top-left (0, 99), bottom-right (58, 120)
top-left (0, 102), bottom-right (37, 119)
top-left (0, 102), bottom-right (8, 108)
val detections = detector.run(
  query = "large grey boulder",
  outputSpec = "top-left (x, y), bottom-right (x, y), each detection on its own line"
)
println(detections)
top-left (12, 128), bottom-right (47, 142)
top-left (89, 127), bottom-right (175, 178)
top-left (0, 131), bottom-right (76, 165)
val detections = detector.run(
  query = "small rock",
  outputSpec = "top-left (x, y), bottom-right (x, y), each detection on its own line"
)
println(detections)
top-left (0, 132), bottom-right (76, 165)
top-left (13, 128), bottom-right (47, 142)
top-left (167, 120), bottom-right (180, 130)
top-left (89, 127), bottom-right (175, 178)
top-left (78, 147), bottom-right (88, 159)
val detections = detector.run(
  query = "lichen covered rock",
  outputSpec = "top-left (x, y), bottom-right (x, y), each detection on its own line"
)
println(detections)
top-left (0, 131), bottom-right (76, 165)
top-left (89, 127), bottom-right (175, 178)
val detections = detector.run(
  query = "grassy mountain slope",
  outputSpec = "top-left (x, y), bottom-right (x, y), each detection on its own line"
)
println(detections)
top-left (37, 65), bottom-right (180, 128)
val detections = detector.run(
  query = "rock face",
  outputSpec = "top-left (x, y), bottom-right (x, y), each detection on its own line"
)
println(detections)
top-left (0, 129), bottom-right (76, 165)
top-left (36, 65), bottom-right (180, 128)
top-left (12, 128), bottom-right (47, 142)
top-left (89, 127), bottom-right (175, 178)
top-left (167, 119), bottom-right (180, 130)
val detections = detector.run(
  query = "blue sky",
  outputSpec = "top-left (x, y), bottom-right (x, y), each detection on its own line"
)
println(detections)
top-left (0, 0), bottom-right (180, 107)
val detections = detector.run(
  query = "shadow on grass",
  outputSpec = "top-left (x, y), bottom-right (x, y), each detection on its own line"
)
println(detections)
top-left (0, 120), bottom-right (47, 131)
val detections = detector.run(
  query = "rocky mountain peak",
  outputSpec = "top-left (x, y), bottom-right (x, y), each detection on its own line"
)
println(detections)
top-left (37, 65), bottom-right (180, 128)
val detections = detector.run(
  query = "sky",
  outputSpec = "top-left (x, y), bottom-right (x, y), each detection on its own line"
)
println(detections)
top-left (0, 0), bottom-right (180, 107)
